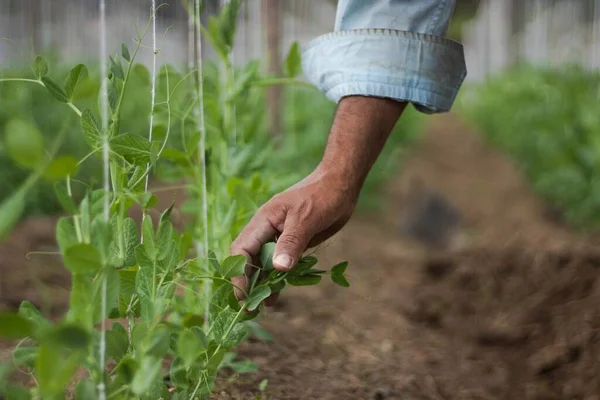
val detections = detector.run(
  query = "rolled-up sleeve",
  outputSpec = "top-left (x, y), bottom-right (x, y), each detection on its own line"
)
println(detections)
top-left (302, 0), bottom-right (467, 114)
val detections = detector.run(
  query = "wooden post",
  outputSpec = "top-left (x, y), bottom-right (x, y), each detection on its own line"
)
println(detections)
top-left (261, 0), bottom-right (282, 138)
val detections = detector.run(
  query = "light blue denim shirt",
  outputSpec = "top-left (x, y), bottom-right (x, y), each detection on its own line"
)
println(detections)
top-left (302, 0), bottom-right (467, 114)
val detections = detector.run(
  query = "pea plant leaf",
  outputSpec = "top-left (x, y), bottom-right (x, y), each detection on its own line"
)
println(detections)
top-left (331, 261), bottom-right (348, 275)
top-left (13, 346), bottom-right (38, 369)
top-left (31, 55), bottom-right (49, 79)
top-left (44, 155), bottom-right (79, 180)
top-left (331, 273), bottom-right (350, 288)
top-left (54, 182), bottom-right (78, 214)
top-left (40, 322), bottom-right (91, 350)
top-left (259, 242), bottom-right (276, 271)
top-left (141, 215), bottom-right (156, 259)
top-left (284, 41), bottom-right (302, 78)
top-left (4, 119), bottom-right (45, 169)
top-left (0, 313), bottom-right (34, 340)
top-left (63, 243), bottom-right (103, 274)
top-left (64, 64), bottom-right (89, 100)
top-left (130, 356), bottom-right (162, 395)
top-left (109, 56), bottom-right (125, 81)
top-left (121, 43), bottom-right (131, 62)
top-left (56, 217), bottom-right (79, 252)
top-left (0, 190), bottom-right (25, 242)
top-left (109, 217), bottom-right (139, 267)
top-left (110, 133), bottom-right (152, 165)
top-left (19, 301), bottom-right (51, 331)
top-left (35, 346), bottom-right (81, 398)
top-left (81, 109), bottom-right (103, 149)
top-left (286, 274), bottom-right (322, 287)
top-left (245, 285), bottom-right (271, 312)
top-left (41, 76), bottom-right (69, 102)
top-left (106, 323), bottom-right (129, 362)
top-left (177, 328), bottom-right (206, 369)
top-left (221, 255), bottom-right (246, 278)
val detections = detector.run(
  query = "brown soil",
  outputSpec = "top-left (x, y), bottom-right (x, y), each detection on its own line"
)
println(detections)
top-left (2, 114), bottom-right (600, 400)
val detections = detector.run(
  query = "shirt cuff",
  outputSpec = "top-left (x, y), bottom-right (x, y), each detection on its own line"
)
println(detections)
top-left (301, 29), bottom-right (467, 114)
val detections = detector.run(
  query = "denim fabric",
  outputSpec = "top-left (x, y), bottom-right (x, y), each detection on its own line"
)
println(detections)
top-left (302, 0), bottom-right (467, 114)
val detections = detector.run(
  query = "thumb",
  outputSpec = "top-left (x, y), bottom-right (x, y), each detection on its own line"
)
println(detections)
top-left (273, 215), bottom-right (314, 271)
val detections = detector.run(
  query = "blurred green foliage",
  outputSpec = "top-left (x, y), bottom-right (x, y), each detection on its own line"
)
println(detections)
top-left (459, 64), bottom-right (600, 231)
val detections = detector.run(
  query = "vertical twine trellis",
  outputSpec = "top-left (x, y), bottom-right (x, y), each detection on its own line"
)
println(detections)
top-left (98, 0), bottom-right (109, 398)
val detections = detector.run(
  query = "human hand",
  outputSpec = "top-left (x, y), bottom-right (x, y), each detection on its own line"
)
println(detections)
top-left (230, 163), bottom-right (360, 306)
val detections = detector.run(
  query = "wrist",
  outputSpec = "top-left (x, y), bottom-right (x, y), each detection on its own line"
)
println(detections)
top-left (316, 158), bottom-right (365, 199)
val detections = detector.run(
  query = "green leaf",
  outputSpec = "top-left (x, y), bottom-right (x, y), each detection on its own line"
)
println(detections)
top-left (13, 347), bottom-right (38, 369)
top-left (221, 255), bottom-right (246, 278)
top-left (91, 218), bottom-right (112, 264)
top-left (331, 273), bottom-right (350, 288)
top-left (109, 217), bottom-right (139, 267)
top-left (286, 274), bottom-right (322, 286)
top-left (110, 133), bottom-right (152, 165)
top-left (146, 325), bottom-right (171, 358)
top-left (259, 242), bottom-right (276, 271)
top-left (44, 155), bottom-right (79, 180)
top-left (139, 193), bottom-right (158, 209)
top-left (177, 328), bottom-right (206, 369)
top-left (54, 182), bottom-right (78, 214)
top-left (160, 202), bottom-right (175, 224)
top-left (64, 64), bottom-right (89, 100)
top-left (93, 267), bottom-right (120, 323)
top-left (0, 313), bottom-right (34, 339)
top-left (284, 41), bottom-right (302, 78)
top-left (31, 55), bottom-right (49, 79)
top-left (81, 109), bottom-right (103, 149)
top-left (41, 323), bottom-right (91, 350)
top-left (229, 360), bottom-right (258, 374)
top-left (294, 256), bottom-right (318, 274)
top-left (18, 301), bottom-right (51, 330)
top-left (121, 43), bottom-right (131, 61)
top-left (4, 119), bottom-right (45, 169)
top-left (141, 215), bottom-right (156, 259)
top-left (0, 190), bottom-right (25, 242)
top-left (106, 323), bottom-right (129, 362)
top-left (130, 356), bottom-right (161, 395)
top-left (41, 76), bottom-right (69, 102)
top-left (157, 221), bottom-right (174, 257)
top-left (115, 356), bottom-right (138, 384)
top-left (245, 285), bottom-right (271, 312)
top-left (135, 267), bottom-right (154, 299)
top-left (331, 261), bottom-right (348, 275)
top-left (63, 243), bottom-right (103, 273)
top-left (35, 345), bottom-right (80, 398)
top-left (74, 379), bottom-right (97, 400)
top-left (118, 270), bottom-right (137, 297)
top-left (109, 56), bottom-right (125, 80)
top-left (56, 217), bottom-right (78, 251)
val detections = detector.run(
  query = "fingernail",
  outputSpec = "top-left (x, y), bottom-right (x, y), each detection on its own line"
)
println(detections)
top-left (274, 254), bottom-right (293, 270)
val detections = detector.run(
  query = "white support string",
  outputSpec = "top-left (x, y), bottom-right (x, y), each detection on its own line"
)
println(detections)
top-left (192, 0), bottom-right (210, 331)
top-left (143, 1), bottom-right (158, 202)
top-left (98, 0), bottom-right (109, 397)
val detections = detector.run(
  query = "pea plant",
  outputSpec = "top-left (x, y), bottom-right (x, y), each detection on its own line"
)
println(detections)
top-left (0, 1), bottom-right (349, 399)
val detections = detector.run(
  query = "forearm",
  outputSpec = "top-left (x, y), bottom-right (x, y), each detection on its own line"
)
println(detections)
top-left (320, 96), bottom-right (407, 194)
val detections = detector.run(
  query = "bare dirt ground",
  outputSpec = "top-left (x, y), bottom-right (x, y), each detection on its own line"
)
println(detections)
top-left (2, 114), bottom-right (600, 400)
